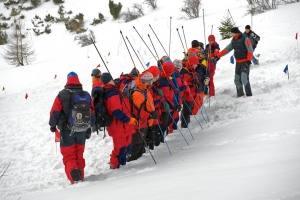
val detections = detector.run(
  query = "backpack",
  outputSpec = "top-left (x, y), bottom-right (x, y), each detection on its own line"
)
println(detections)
top-left (127, 87), bottom-right (148, 120)
top-left (65, 89), bottom-right (91, 134)
top-left (91, 86), bottom-right (114, 130)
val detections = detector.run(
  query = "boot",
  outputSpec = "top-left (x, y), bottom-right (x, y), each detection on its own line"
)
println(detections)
top-left (70, 168), bottom-right (82, 184)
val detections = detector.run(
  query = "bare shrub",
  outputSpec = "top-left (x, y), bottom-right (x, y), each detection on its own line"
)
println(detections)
top-left (245, 0), bottom-right (300, 15)
top-left (181, 0), bottom-right (201, 19)
top-left (74, 30), bottom-right (95, 47)
top-left (2, 18), bottom-right (36, 66)
top-left (124, 3), bottom-right (144, 22)
top-left (143, 0), bottom-right (157, 9)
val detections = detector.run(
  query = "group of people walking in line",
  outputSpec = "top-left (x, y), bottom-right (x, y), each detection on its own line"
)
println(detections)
top-left (49, 25), bottom-right (260, 184)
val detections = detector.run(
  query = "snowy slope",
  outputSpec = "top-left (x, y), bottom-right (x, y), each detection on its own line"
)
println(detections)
top-left (0, 0), bottom-right (300, 199)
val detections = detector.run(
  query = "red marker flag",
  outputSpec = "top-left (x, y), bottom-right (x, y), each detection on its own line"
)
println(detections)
top-left (96, 64), bottom-right (100, 68)
top-left (54, 74), bottom-right (57, 79)
top-left (55, 129), bottom-right (60, 142)
top-left (25, 93), bottom-right (28, 99)
top-left (296, 32), bottom-right (298, 40)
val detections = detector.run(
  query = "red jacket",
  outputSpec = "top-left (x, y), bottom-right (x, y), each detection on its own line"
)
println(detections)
top-left (49, 76), bottom-right (95, 131)
top-left (103, 84), bottom-right (135, 137)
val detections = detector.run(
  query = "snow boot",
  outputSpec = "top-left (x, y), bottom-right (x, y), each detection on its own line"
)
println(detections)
top-left (70, 168), bottom-right (82, 184)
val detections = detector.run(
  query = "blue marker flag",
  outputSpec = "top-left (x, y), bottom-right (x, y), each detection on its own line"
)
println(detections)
top-left (230, 55), bottom-right (234, 64)
top-left (283, 65), bottom-right (288, 73)
top-left (146, 62), bottom-right (150, 68)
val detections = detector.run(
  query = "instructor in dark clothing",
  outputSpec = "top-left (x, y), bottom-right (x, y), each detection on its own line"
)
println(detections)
top-left (216, 27), bottom-right (254, 97)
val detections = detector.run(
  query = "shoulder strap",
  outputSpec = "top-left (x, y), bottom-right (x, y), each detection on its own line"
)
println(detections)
top-left (131, 87), bottom-right (148, 118)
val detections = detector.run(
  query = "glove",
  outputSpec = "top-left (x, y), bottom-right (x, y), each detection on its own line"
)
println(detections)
top-left (196, 85), bottom-right (202, 93)
top-left (163, 101), bottom-right (170, 113)
top-left (128, 118), bottom-right (138, 126)
top-left (246, 60), bottom-right (252, 66)
top-left (86, 128), bottom-right (91, 139)
top-left (176, 105), bottom-right (182, 112)
top-left (204, 77), bottom-right (210, 86)
top-left (173, 88), bottom-right (180, 95)
top-left (149, 111), bottom-right (158, 119)
top-left (156, 89), bottom-right (164, 98)
top-left (211, 56), bottom-right (219, 65)
top-left (50, 126), bottom-right (56, 133)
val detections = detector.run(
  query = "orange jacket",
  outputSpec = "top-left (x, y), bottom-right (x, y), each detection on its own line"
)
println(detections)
top-left (132, 78), bottom-right (154, 128)
top-left (92, 77), bottom-right (103, 88)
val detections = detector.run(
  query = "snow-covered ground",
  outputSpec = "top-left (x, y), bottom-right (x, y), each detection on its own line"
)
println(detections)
top-left (0, 0), bottom-right (300, 199)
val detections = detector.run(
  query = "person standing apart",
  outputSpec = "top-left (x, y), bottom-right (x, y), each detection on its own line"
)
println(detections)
top-left (217, 27), bottom-right (254, 97)
top-left (244, 25), bottom-right (260, 65)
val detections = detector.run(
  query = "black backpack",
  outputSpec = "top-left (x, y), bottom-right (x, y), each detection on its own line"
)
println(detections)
top-left (91, 86), bottom-right (114, 131)
top-left (64, 89), bottom-right (91, 135)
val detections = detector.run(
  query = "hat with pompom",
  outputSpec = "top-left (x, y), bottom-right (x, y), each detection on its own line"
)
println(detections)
top-left (140, 71), bottom-right (154, 83)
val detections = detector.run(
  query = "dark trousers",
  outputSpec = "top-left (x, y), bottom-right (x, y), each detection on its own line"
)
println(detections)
top-left (160, 112), bottom-right (171, 135)
top-left (181, 101), bottom-right (193, 128)
top-left (130, 128), bottom-right (148, 159)
top-left (234, 62), bottom-right (252, 97)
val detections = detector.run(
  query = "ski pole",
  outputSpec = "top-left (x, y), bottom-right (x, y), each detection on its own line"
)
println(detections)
top-left (176, 28), bottom-right (186, 53)
top-left (187, 91), bottom-right (207, 124)
top-left (179, 94), bottom-right (204, 129)
top-left (138, 119), bottom-right (156, 164)
top-left (182, 26), bottom-right (189, 52)
top-left (133, 26), bottom-right (157, 60)
top-left (169, 17), bottom-right (172, 57)
top-left (120, 31), bottom-right (140, 76)
top-left (126, 36), bottom-right (147, 70)
top-left (137, 50), bottom-right (147, 66)
top-left (156, 120), bottom-right (172, 155)
top-left (149, 24), bottom-right (169, 56)
top-left (148, 34), bottom-right (160, 59)
top-left (161, 99), bottom-right (189, 146)
top-left (89, 34), bottom-right (111, 74)
top-left (207, 25), bottom-right (214, 107)
top-left (200, 99), bottom-right (210, 122)
top-left (173, 95), bottom-right (194, 140)
top-left (203, 9), bottom-right (207, 47)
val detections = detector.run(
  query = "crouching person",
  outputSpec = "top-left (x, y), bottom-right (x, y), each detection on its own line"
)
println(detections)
top-left (100, 73), bottom-right (137, 169)
top-left (49, 72), bottom-right (95, 184)
top-left (127, 72), bottom-right (156, 162)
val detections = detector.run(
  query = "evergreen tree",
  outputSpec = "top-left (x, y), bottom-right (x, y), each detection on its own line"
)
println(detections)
top-left (218, 14), bottom-right (236, 40)
top-left (109, 0), bottom-right (122, 20)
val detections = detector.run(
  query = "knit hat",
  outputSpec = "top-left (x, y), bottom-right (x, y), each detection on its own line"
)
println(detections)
top-left (67, 71), bottom-right (78, 79)
top-left (245, 25), bottom-right (251, 30)
top-left (148, 66), bottom-right (160, 78)
top-left (162, 62), bottom-right (175, 77)
top-left (231, 27), bottom-right (240, 33)
top-left (208, 35), bottom-right (215, 42)
top-left (130, 68), bottom-right (140, 77)
top-left (100, 72), bottom-right (113, 85)
top-left (188, 55), bottom-right (199, 65)
top-left (140, 71), bottom-right (153, 83)
top-left (173, 59), bottom-right (182, 69)
top-left (91, 68), bottom-right (101, 77)
top-left (191, 40), bottom-right (200, 48)
top-left (161, 56), bottom-right (172, 64)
